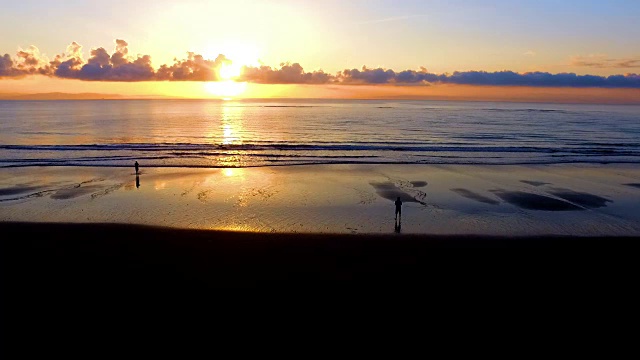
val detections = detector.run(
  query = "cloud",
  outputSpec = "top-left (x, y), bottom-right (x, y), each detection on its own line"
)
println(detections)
top-left (54, 39), bottom-right (155, 81)
top-left (571, 55), bottom-right (640, 69)
top-left (238, 63), bottom-right (332, 84)
top-left (524, 50), bottom-right (536, 56)
top-left (340, 66), bottom-right (397, 84)
top-left (337, 67), bottom-right (640, 88)
top-left (0, 54), bottom-right (19, 77)
top-left (0, 45), bottom-right (48, 77)
top-left (1, 40), bottom-right (640, 88)
top-left (156, 53), bottom-right (229, 81)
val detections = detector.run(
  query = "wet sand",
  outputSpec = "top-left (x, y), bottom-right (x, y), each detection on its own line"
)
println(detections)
top-left (2, 164), bottom-right (640, 236)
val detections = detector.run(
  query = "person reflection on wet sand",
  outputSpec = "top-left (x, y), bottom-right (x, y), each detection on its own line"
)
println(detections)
top-left (136, 175), bottom-right (140, 189)
top-left (394, 219), bottom-right (401, 233)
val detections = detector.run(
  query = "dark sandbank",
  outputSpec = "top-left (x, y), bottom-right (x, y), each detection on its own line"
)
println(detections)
top-left (451, 188), bottom-right (500, 205)
top-left (547, 188), bottom-right (611, 208)
top-left (625, 183), bottom-right (640, 189)
top-left (0, 184), bottom-right (44, 196)
top-left (490, 190), bottom-right (583, 211)
top-left (520, 180), bottom-right (551, 187)
top-left (50, 184), bottom-right (107, 200)
top-left (370, 181), bottom-right (427, 204)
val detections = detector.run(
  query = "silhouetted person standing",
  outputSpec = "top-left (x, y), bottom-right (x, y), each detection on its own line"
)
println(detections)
top-left (395, 196), bottom-right (403, 220)
top-left (134, 161), bottom-right (139, 175)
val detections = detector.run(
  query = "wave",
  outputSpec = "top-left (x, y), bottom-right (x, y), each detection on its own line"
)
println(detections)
top-left (2, 142), bottom-right (638, 154)
top-left (261, 105), bottom-right (321, 108)
top-left (1, 141), bottom-right (639, 169)
top-left (482, 108), bottom-right (574, 114)
top-left (3, 157), bottom-right (640, 169)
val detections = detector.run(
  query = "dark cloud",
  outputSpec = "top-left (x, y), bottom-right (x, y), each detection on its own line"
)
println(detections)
top-left (156, 53), bottom-right (229, 81)
top-left (238, 63), bottom-right (332, 84)
top-left (56, 39), bottom-right (155, 81)
top-left (340, 66), bottom-right (397, 84)
top-left (337, 68), bottom-right (640, 88)
top-left (0, 54), bottom-right (19, 77)
top-left (0, 46), bottom-right (47, 77)
top-left (48, 42), bottom-right (85, 78)
top-left (1, 39), bottom-right (640, 88)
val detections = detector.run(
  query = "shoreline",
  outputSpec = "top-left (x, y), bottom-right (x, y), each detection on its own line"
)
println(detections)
top-left (3, 220), bottom-right (640, 243)
top-left (2, 163), bottom-right (640, 236)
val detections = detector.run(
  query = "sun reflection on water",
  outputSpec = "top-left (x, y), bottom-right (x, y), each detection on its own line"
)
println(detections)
top-left (222, 124), bottom-right (237, 145)
top-left (212, 102), bottom-right (247, 167)
top-left (221, 102), bottom-right (244, 145)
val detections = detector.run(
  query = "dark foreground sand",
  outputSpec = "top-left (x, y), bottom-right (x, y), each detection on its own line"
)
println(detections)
top-left (2, 222), bottom-right (638, 353)
top-left (2, 221), bottom-right (638, 289)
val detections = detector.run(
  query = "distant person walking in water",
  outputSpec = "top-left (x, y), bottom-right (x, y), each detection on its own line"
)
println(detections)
top-left (134, 161), bottom-right (139, 175)
top-left (395, 196), bottom-right (403, 220)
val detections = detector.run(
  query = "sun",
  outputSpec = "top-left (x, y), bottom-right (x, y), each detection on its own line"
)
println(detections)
top-left (203, 43), bottom-right (261, 98)
top-left (207, 60), bottom-right (246, 98)
top-left (219, 63), bottom-right (242, 80)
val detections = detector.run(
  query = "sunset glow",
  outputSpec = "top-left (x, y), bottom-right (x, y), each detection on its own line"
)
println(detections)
top-left (205, 81), bottom-right (247, 98)
top-left (0, 0), bottom-right (639, 103)
top-left (219, 63), bottom-right (242, 80)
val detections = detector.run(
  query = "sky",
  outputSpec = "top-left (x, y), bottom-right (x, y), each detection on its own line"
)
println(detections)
top-left (1, 0), bottom-right (639, 102)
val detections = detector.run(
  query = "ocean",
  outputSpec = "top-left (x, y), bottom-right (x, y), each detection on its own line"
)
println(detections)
top-left (1, 99), bottom-right (639, 168)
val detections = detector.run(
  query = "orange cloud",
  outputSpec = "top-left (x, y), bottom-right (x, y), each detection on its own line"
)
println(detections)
top-left (156, 53), bottom-right (229, 81)
top-left (238, 63), bottom-right (331, 84)
top-left (571, 55), bottom-right (640, 69)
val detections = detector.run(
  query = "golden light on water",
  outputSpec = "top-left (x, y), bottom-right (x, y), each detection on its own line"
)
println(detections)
top-left (222, 124), bottom-right (238, 145)
top-left (221, 102), bottom-right (243, 145)
top-left (209, 102), bottom-right (246, 167)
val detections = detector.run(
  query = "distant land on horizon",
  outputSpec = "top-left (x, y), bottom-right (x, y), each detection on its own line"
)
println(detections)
top-left (0, 92), bottom-right (156, 100)
top-left (1, 92), bottom-right (640, 105)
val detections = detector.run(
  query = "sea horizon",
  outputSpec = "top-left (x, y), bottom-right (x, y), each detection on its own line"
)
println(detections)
top-left (2, 95), bottom-right (640, 106)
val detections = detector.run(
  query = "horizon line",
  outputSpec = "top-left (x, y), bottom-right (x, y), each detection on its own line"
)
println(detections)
top-left (1, 92), bottom-right (639, 106)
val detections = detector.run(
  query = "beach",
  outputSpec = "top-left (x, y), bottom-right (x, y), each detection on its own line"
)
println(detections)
top-left (2, 163), bottom-right (639, 288)
top-left (3, 155), bottom-right (640, 352)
